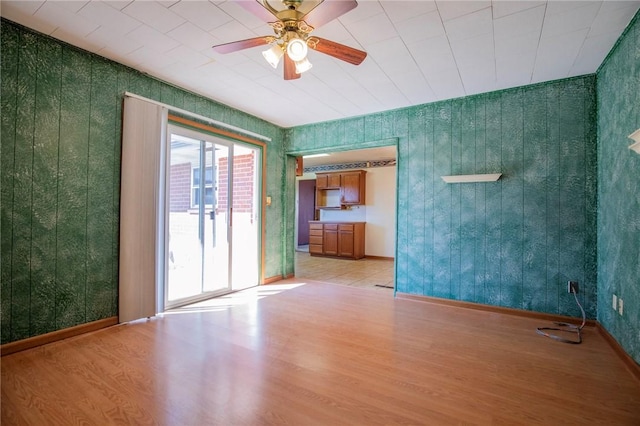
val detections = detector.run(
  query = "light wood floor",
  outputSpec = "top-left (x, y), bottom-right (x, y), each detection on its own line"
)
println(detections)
top-left (2, 279), bottom-right (639, 425)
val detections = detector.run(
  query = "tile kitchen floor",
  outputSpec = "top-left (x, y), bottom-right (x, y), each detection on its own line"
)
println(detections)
top-left (295, 251), bottom-right (394, 291)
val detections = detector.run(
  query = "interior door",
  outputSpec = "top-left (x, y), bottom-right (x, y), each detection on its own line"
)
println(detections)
top-left (297, 179), bottom-right (316, 246)
top-left (164, 125), bottom-right (260, 308)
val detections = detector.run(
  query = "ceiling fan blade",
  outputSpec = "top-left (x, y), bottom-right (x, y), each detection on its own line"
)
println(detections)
top-left (302, 0), bottom-right (358, 28)
top-left (212, 36), bottom-right (271, 54)
top-left (284, 55), bottom-right (301, 80)
top-left (237, 0), bottom-right (279, 22)
top-left (311, 38), bottom-right (367, 65)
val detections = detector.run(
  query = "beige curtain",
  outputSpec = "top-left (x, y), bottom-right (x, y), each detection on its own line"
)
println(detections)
top-left (119, 96), bottom-right (167, 323)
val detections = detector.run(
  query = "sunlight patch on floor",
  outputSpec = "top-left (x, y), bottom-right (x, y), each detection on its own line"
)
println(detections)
top-left (162, 282), bottom-right (307, 315)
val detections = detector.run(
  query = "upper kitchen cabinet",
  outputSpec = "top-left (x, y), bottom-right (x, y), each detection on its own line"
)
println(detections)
top-left (316, 172), bottom-right (342, 189)
top-left (315, 170), bottom-right (366, 208)
top-left (340, 171), bottom-right (366, 205)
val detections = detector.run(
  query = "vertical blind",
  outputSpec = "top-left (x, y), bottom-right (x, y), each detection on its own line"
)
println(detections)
top-left (119, 96), bottom-right (167, 323)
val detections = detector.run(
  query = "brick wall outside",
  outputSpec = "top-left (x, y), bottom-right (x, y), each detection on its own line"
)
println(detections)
top-left (170, 153), bottom-right (255, 214)
top-left (170, 162), bottom-right (191, 212)
top-left (218, 153), bottom-right (255, 213)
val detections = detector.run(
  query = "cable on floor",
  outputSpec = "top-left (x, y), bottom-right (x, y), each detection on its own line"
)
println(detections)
top-left (536, 286), bottom-right (586, 344)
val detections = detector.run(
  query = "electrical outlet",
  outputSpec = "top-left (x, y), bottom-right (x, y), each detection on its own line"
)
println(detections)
top-left (613, 294), bottom-right (618, 310)
top-left (567, 281), bottom-right (579, 294)
top-left (618, 298), bottom-right (624, 316)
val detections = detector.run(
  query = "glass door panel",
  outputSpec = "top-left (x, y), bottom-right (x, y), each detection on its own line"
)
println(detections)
top-left (165, 125), bottom-right (261, 308)
top-left (203, 144), bottom-right (229, 293)
top-left (231, 144), bottom-right (260, 290)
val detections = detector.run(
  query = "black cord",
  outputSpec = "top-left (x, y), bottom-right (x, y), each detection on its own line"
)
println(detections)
top-left (536, 289), bottom-right (586, 344)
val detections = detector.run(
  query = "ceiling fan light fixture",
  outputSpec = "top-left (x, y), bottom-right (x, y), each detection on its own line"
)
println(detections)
top-left (294, 57), bottom-right (312, 74)
top-left (262, 44), bottom-right (284, 68)
top-left (287, 38), bottom-right (308, 61)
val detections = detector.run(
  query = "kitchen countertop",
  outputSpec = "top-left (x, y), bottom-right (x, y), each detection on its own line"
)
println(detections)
top-left (309, 221), bottom-right (366, 224)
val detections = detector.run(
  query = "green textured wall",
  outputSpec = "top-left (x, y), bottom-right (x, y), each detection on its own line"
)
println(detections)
top-left (287, 77), bottom-right (598, 319)
top-left (597, 12), bottom-right (640, 364)
top-left (0, 21), bottom-right (286, 344)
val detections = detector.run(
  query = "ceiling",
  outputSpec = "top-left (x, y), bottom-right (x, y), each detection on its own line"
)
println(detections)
top-left (2, 1), bottom-right (638, 128)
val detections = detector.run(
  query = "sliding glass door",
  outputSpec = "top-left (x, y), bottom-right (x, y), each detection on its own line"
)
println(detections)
top-left (164, 124), bottom-right (260, 308)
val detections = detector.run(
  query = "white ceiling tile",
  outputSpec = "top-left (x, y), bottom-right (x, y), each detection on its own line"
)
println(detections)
top-left (496, 52), bottom-right (536, 87)
top-left (126, 45), bottom-right (178, 69)
top-left (339, 1), bottom-right (385, 24)
top-left (443, 7), bottom-right (493, 41)
top-left (366, 37), bottom-right (413, 71)
top-left (88, 26), bottom-right (143, 56)
top-left (165, 45), bottom-right (212, 68)
top-left (156, 1), bottom-right (180, 7)
top-left (436, 0), bottom-right (491, 22)
top-left (495, 31), bottom-right (540, 58)
top-left (2, 0), bottom-right (44, 16)
top-left (425, 69), bottom-right (466, 99)
top-left (34, 2), bottom-right (99, 36)
top-left (56, 1), bottom-right (91, 14)
top-left (312, 20), bottom-right (357, 43)
top-left (368, 80), bottom-right (411, 108)
top-left (570, 31), bottom-right (621, 75)
top-left (598, 0), bottom-right (640, 13)
top-left (396, 10), bottom-right (445, 44)
top-left (209, 19), bottom-right (261, 44)
top-left (126, 25), bottom-right (180, 53)
top-left (102, 1), bottom-right (134, 11)
top-left (49, 27), bottom-right (103, 53)
top-left (351, 58), bottom-right (393, 86)
top-left (349, 12), bottom-right (397, 46)
top-left (167, 22), bottom-right (218, 52)
top-left (167, 1), bottom-right (232, 32)
top-left (408, 35), bottom-right (457, 75)
top-left (392, 69), bottom-right (437, 104)
top-left (77, 1), bottom-right (142, 35)
top-left (541, 1), bottom-right (601, 39)
top-left (493, 5), bottom-right (545, 40)
top-left (450, 33), bottom-right (495, 70)
top-left (460, 66), bottom-right (497, 96)
top-left (588, 2), bottom-right (640, 37)
top-left (216, 0), bottom-right (274, 31)
top-left (533, 28), bottom-right (590, 81)
top-left (121, 0), bottom-right (185, 34)
top-left (545, 1), bottom-right (599, 16)
top-left (491, 0), bottom-right (546, 19)
top-left (380, 0), bottom-right (438, 23)
top-left (1, 1), bottom-right (55, 35)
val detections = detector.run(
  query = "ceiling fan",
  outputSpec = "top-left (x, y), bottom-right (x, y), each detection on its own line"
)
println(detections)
top-left (212, 0), bottom-right (367, 80)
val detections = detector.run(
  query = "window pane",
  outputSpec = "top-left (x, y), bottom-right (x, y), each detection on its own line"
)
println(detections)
top-left (205, 166), bottom-right (213, 185)
top-left (193, 188), bottom-right (200, 206)
top-left (205, 187), bottom-right (214, 206)
top-left (192, 167), bottom-right (200, 186)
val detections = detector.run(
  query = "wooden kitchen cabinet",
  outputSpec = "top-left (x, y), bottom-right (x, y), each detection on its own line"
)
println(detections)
top-left (323, 224), bottom-right (338, 256)
top-left (316, 173), bottom-right (341, 189)
top-left (308, 221), bottom-right (365, 259)
top-left (315, 170), bottom-right (366, 209)
top-left (340, 171), bottom-right (366, 205)
top-left (338, 224), bottom-right (355, 257)
top-left (309, 223), bottom-right (324, 254)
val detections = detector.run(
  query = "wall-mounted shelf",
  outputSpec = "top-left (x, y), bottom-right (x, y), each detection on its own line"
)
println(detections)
top-left (629, 129), bottom-right (640, 154)
top-left (441, 173), bottom-right (502, 183)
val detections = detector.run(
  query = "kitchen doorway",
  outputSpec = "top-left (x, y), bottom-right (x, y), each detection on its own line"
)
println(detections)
top-left (294, 146), bottom-right (397, 288)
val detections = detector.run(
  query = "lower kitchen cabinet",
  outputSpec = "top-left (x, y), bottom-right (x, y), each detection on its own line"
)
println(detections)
top-left (308, 221), bottom-right (365, 259)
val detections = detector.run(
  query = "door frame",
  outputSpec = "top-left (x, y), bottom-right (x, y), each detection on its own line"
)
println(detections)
top-left (160, 115), bottom-right (267, 311)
